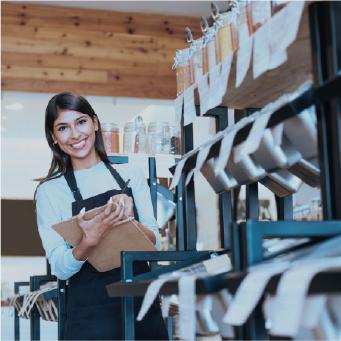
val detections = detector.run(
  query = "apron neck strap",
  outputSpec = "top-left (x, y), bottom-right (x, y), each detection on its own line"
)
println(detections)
top-left (64, 167), bottom-right (83, 201)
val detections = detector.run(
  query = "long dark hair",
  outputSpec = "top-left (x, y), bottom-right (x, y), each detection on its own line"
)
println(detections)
top-left (36, 92), bottom-right (110, 189)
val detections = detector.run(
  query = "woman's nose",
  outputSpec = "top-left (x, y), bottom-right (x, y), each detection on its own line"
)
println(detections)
top-left (70, 126), bottom-right (81, 139)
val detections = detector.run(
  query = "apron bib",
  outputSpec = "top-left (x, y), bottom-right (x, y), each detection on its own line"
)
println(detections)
top-left (63, 162), bottom-right (168, 340)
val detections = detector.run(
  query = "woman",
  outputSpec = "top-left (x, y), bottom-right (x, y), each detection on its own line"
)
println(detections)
top-left (35, 92), bottom-right (168, 340)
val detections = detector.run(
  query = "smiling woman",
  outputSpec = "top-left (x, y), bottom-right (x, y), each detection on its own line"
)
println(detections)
top-left (34, 92), bottom-right (168, 340)
top-left (52, 110), bottom-right (99, 170)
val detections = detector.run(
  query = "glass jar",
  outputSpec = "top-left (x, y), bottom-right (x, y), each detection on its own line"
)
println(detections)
top-left (148, 121), bottom-right (170, 154)
top-left (169, 124), bottom-right (181, 155)
top-left (134, 116), bottom-right (147, 153)
top-left (123, 122), bottom-right (136, 154)
top-left (101, 123), bottom-right (120, 154)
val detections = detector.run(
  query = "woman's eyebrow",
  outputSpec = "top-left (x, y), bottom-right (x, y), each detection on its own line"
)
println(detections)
top-left (54, 115), bottom-right (87, 127)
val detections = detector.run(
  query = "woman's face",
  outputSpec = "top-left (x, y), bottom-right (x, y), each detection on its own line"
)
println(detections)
top-left (52, 110), bottom-right (99, 164)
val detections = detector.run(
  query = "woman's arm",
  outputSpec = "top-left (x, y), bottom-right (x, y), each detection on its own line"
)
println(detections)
top-left (36, 184), bottom-right (86, 280)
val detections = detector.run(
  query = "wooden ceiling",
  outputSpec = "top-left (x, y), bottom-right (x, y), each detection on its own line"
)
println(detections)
top-left (1, 2), bottom-right (202, 99)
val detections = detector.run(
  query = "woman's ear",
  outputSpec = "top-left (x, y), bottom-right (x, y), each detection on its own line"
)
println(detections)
top-left (94, 116), bottom-right (99, 131)
top-left (51, 133), bottom-right (58, 145)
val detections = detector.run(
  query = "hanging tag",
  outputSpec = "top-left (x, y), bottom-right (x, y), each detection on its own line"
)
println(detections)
top-left (185, 168), bottom-right (195, 186)
top-left (269, 49), bottom-right (288, 70)
top-left (183, 84), bottom-right (196, 126)
top-left (174, 94), bottom-right (184, 126)
top-left (253, 22), bottom-right (270, 79)
top-left (219, 52), bottom-right (233, 98)
top-left (197, 74), bottom-right (210, 116)
top-left (283, 1), bottom-right (305, 48)
top-left (269, 257), bottom-right (341, 337)
top-left (178, 276), bottom-right (197, 341)
top-left (234, 110), bottom-right (272, 163)
top-left (223, 261), bottom-right (290, 326)
top-left (236, 36), bottom-right (253, 88)
top-left (215, 128), bottom-right (238, 175)
top-left (169, 158), bottom-right (186, 189)
top-left (208, 63), bottom-right (223, 110)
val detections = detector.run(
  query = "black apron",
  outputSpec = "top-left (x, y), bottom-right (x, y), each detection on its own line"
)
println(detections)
top-left (63, 162), bottom-right (168, 340)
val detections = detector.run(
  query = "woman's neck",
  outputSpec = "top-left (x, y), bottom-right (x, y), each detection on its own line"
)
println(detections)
top-left (71, 152), bottom-right (101, 171)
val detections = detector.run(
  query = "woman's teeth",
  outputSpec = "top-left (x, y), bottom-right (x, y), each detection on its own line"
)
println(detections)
top-left (71, 139), bottom-right (86, 149)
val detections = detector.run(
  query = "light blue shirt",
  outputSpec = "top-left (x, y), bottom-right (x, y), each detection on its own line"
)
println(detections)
top-left (35, 161), bottom-right (161, 280)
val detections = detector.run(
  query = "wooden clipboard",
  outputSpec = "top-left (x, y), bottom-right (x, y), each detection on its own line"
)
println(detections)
top-left (53, 204), bottom-right (156, 272)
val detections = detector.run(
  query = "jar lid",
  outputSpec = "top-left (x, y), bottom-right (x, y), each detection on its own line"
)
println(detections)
top-left (101, 123), bottom-right (119, 131)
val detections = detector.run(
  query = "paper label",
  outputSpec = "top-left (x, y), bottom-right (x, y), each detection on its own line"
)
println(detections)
top-left (137, 277), bottom-right (171, 321)
top-left (234, 110), bottom-right (271, 163)
top-left (219, 52), bottom-right (233, 99)
top-left (223, 262), bottom-right (290, 326)
top-left (270, 257), bottom-right (341, 337)
top-left (169, 158), bottom-right (186, 189)
top-left (183, 84), bottom-right (197, 126)
top-left (178, 276), bottom-right (196, 340)
top-left (253, 23), bottom-right (270, 79)
top-left (215, 129), bottom-right (238, 175)
top-left (197, 73), bottom-right (210, 116)
top-left (208, 63), bottom-right (223, 110)
top-left (236, 36), bottom-right (253, 88)
top-left (269, 49), bottom-right (288, 70)
top-left (174, 94), bottom-right (184, 126)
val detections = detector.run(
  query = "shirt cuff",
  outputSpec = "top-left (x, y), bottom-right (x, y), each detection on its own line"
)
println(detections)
top-left (153, 230), bottom-right (162, 250)
top-left (64, 248), bottom-right (86, 271)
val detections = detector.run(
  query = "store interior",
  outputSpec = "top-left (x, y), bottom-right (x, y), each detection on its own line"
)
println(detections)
top-left (1, 1), bottom-right (340, 341)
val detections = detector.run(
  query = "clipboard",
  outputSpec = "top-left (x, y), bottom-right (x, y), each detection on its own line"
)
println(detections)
top-left (53, 204), bottom-right (156, 272)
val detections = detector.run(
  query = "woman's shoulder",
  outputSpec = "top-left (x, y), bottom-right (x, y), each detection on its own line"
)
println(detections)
top-left (35, 174), bottom-right (68, 199)
top-left (110, 162), bottom-right (145, 180)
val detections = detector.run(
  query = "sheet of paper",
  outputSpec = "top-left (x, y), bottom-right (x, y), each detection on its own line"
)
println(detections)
top-left (219, 52), bottom-right (233, 99)
top-left (269, 257), bottom-right (341, 337)
top-left (234, 110), bottom-right (271, 163)
top-left (236, 36), bottom-right (253, 88)
top-left (169, 157), bottom-right (186, 189)
top-left (155, 154), bottom-right (176, 178)
top-left (215, 129), bottom-right (238, 175)
top-left (183, 84), bottom-right (197, 126)
top-left (208, 63), bottom-right (223, 110)
top-left (174, 94), bottom-right (184, 126)
top-left (178, 275), bottom-right (197, 341)
top-left (253, 22), bottom-right (270, 79)
top-left (284, 1), bottom-right (305, 48)
top-left (223, 262), bottom-right (290, 326)
top-left (197, 74), bottom-right (210, 116)
top-left (127, 154), bottom-right (149, 178)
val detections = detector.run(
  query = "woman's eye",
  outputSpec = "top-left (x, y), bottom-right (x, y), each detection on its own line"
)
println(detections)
top-left (58, 126), bottom-right (66, 132)
top-left (78, 119), bottom-right (87, 125)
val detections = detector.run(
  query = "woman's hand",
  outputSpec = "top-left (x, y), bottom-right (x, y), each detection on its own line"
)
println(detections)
top-left (77, 201), bottom-right (125, 247)
top-left (111, 194), bottom-right (135, 219)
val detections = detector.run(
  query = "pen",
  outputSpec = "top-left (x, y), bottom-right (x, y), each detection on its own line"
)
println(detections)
top-left (121, 179), bottom-right (131, 194)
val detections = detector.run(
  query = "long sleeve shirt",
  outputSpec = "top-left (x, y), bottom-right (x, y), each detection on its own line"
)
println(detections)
top-left (35, 161), bottom-right (161, 280)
